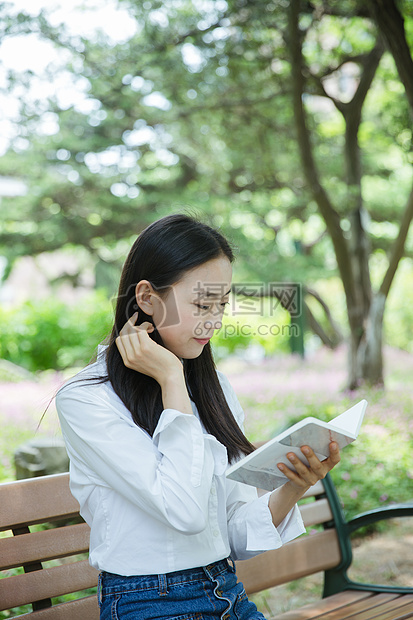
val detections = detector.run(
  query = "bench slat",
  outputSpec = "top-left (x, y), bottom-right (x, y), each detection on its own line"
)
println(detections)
top-left (0, 559), bottom-right (99, 610)
top-left (348, 595), bottom-right (413, 620)
top-left (0, 474), bottom-right (79, 531)
top-left (14, 595), bottom-right (100, 620)
top-left (0, 522), bottom-right (90, 570)
top-left (302, 481), bottom-right (325, 498)
top-left (271, 591), bottom-right (373, 619)
top-left (236, 529), bottom-right (341, 594)
top-left (271, 593), bottom-right (413, 620)
top-left (316, 593), bottom-right (400, 620)
top-left (299, 498), bottom-right (332, 527)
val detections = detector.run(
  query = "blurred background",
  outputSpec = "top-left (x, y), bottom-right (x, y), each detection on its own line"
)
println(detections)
top-left (0, 0), bottom-right (412, 612)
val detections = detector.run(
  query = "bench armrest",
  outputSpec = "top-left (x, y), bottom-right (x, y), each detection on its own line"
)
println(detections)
top-left (346, 502), bottom-right (413, 535)
top-left (321, 475), bottom-right (413, 598)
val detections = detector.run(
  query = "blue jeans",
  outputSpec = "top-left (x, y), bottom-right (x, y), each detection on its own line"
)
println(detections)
top-left (98, 557), bottom-right (267, 620)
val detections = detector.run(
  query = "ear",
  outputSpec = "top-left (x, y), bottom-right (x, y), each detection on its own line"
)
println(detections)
top-left (135, 280), bottom-right (156, 316)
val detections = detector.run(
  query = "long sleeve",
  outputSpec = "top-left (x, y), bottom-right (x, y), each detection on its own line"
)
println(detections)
top-left (226, 480), bottom-right (305, 560)
top-left (56, 379), bottom-right (226, 535)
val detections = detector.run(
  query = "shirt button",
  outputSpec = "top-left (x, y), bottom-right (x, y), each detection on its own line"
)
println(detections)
top-left (210, 486), bottom-right (216, 495)
top-left (213, 529), bottom-right (220, 537)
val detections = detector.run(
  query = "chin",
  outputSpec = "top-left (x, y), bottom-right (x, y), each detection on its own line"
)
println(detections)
top-left (179, 344), bottom-right (206, 360)
top-left (182, 352), bottom-right (203, 360)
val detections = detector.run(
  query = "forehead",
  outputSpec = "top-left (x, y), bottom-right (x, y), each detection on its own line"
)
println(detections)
top-left (177, 256), bottom-right (232, 297)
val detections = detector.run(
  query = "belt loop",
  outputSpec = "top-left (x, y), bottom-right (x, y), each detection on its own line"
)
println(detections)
top-left (97, 572), bottom-right (103, 608)
top-left (158, 573), bottom-right (168, 597)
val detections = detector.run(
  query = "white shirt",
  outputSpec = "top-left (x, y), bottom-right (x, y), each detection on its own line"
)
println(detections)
top-left (56, 348), bottom-right (305, 576)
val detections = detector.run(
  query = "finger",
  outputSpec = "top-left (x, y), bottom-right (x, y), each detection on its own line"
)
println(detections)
top-left (116, 324), bottom-right (143, 364)
top-left (116, 332), bottom-right (136, 361)
top-left (286, 452), bottom-right (320, 485)
top-left (136, 321), bottom-right (155, 333)
top-left (119, 312), bottom-right (139, 336)
top-left (115, 334), bottom-right (129, 363)
top-left (324, 442), bottom-right (341, 469)
top-left (301, 443), bottom-right (340, 475)
top-left (277, 462), bottom-right (317, 488)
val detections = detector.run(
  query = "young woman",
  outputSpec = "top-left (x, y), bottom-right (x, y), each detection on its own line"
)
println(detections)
top-left (56, 213), bottom-right (340, 620)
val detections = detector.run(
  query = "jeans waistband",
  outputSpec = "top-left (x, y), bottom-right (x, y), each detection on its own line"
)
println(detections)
top-left (100, 558), bottom-right (233, 596)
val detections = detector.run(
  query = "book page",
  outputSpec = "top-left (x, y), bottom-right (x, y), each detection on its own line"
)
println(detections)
top-left (278, 422), bottom-right (355, 455)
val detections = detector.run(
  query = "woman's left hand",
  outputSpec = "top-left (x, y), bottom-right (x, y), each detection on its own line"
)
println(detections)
top-left (268, 442), bottom-right (341, 528)
top-left (277, 442), bottom-right (341, 491)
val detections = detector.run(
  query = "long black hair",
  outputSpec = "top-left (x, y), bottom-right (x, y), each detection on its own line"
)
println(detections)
top-left (104, 213), bottom-right (254, 463)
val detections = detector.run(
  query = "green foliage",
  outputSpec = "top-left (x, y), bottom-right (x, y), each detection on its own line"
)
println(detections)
top-left (384, 259), bottom-right (413, 353)
top-left (0, 0), bottom-right (412, 275)
top-left (330, 425), bottom-right (413, 524)
top-left (0, 291), bottom-right (113, 371)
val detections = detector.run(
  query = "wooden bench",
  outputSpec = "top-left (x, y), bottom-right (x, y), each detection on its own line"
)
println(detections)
top-left (0, 472), bottom-right (412, 619)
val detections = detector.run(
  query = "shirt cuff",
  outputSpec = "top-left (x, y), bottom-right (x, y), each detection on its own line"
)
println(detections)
top-left (246, 492), bottom-right (305, 552)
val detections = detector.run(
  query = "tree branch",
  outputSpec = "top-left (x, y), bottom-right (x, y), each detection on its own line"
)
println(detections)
top-left (348, 40), bottom-right (385, 115)
top-left (305, 286), bottom-right (344, 343)
top-left (380, 183), bottom-right (413, 298)
top-left (368, 0), bottom-right (413, 114)
top-left (304, 300), bottom-right (341, 349)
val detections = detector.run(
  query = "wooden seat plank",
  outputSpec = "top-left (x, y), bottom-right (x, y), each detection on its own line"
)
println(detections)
top-left (0, 474), bottom-right (79, 531)
top-left (0, 522), bottom-right (90, 570)
top-left (317, 593), bottom-right (401, 620)
top-left (15, 595), bottom-right (100, 620)
top-left (0, 560), bottom-right (99, 610)
top-left (351, 595), bottom-right (413, 620)
top-left (237, 529), bottom-right (341, 594)
top-left (269, 591), bottom-right (374, 620)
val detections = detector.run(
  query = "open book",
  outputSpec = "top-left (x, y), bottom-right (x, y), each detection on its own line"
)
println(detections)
top-left (226, 400), bottom-right (367, 491)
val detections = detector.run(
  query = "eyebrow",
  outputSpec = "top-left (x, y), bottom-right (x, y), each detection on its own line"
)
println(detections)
top-left (204, 288), bottom-right (232, 298)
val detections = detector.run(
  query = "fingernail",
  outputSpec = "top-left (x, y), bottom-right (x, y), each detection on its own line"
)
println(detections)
top-left (302, 447), bottom-right (310, 455)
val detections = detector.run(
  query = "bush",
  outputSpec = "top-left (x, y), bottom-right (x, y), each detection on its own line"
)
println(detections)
top-left (0, 291), bottom-right (113, 371)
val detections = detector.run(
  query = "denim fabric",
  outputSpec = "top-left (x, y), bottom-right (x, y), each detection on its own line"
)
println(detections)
top-left (98, 558), bottom-right (267, 620)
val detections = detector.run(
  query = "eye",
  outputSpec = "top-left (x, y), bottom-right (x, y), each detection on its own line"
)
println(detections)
top-left (195, 303), bottom-right (210, 311)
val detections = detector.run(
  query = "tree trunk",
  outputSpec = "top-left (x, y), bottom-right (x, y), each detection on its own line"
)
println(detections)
top-left (359, 292), bottom-right (386, 386)
top-left (288, 0), bottom-right (381, 387)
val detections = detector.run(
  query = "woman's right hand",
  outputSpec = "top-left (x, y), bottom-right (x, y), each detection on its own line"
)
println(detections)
top-left (115, 313), bottom-right (183, 386)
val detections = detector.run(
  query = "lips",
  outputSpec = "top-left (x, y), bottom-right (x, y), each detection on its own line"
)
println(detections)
top-left (194, 337), bottom-right (211, 345)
